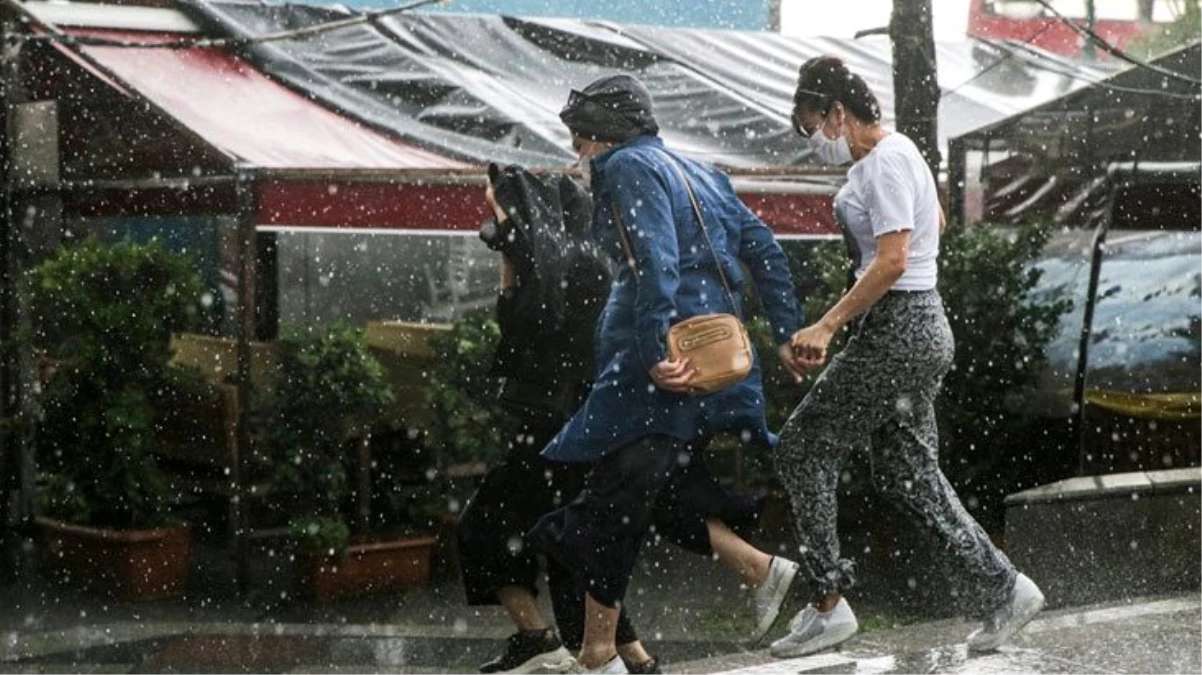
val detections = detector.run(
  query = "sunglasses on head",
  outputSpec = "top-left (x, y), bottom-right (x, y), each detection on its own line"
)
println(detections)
top-left (790, 88), bottom-right (834, 138)
top-left (567, 89), bottom-right (591, 107)
top-left (565, 89), bottom-right (619, 124)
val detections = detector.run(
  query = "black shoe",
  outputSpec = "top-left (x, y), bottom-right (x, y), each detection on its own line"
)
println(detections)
top-left (623, 655), bottom-right (662, 674)
top-left (479, 629), bottom-right (575, 673)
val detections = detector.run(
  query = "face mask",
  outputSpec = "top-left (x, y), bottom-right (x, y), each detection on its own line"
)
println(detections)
top-left (808, 111), bottom-right (853, 166)
top-left (577, 156), bottom-right (592, 183)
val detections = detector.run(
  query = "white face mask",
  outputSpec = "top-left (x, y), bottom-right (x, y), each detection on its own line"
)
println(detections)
top-left (576, 155), bottom-right (592, 183)
top-left (808, 111), bottom-right (853, 166)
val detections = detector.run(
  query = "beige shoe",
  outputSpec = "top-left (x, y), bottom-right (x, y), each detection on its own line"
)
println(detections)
top-left (967, 573), bottom-right (1045, 652)
top-left (749, 556), bottom-right (800, 644)
top-left (769, 598), bottom-right (858, 658)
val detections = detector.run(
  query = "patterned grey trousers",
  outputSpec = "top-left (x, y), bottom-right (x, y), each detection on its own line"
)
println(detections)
top-left (774, 290), bottom-right (1016, 619)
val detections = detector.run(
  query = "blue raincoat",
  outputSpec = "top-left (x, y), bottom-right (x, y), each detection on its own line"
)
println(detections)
top-left (542, 135), bottom-right (803, 463)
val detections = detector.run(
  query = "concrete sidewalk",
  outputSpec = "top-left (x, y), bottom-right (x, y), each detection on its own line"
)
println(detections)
top-left (1, 593), bottom-right (1196, 673)
top-left (682, 595), bottom-right (1200, 674)
top-left (1, 528), bottom-right (1198, 673)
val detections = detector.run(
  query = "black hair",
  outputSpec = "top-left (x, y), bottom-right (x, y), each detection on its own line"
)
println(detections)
top-left (793, 55), bottom-right (882, 123)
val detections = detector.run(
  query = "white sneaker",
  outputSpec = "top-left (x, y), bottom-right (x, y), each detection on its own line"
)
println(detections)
top-left (769, 598), bottom-right (858, 658)
top-left (749, 556), bottom-right (800, 644)
top-left (581, 653), bottom-right (629, 667)
top-left (967, 573), bottom-right (1045, 652)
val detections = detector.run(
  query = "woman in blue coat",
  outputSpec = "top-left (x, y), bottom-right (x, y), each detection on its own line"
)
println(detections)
top-left (530, 75), bottom-right (807, 674)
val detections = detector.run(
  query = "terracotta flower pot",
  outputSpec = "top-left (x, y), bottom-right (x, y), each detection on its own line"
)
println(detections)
top-left (35, 516), bottom-right (191, 601)
top-left (296, 535), bottom-right (437, 602)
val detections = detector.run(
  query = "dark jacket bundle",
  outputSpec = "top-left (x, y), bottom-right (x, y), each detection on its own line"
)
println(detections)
top-left (485, 164), bottom-right (612, 423)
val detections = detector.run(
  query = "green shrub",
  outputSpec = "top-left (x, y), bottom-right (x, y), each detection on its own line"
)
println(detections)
top-left (261, 323), bottom-right (394, 553)
top-left (289, 515), bottom-right (352, 557)
top-left (24, 238), bottom-right (206, 529)
top-left (25, 238), bottom-right (205, 376)
top-left (422, 313), bottom-right (516, 469)
top-left (937, 223), bottom-right (1073, 529)
top-left (1127, 2), bottom-right (1200, 58)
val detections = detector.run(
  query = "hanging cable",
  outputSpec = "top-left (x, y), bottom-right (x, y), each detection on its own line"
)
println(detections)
top-left (1025, 0), bottom-right (1202, 86)
top-left (2, 0), bottom-right (448, 49)
top-left (1021, 58), bottom-right (1202, 99)
top-left (943, 26), bottom-right (1198, 102)
top-left (943, 23), bottom-right (1056, 97)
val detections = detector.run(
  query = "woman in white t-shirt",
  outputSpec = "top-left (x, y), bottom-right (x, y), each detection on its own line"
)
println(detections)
top-left (768, 56), bottom-right (1044, 659)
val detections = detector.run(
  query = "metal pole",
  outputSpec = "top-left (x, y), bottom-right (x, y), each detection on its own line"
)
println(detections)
top-left (947, 137), bottom-right (967, 227)
top-left (1072, 185), bottom-right (1116, 476)
top-left (355, 433), bottom-right (371, 535)
top-left (890, 0), bottom-right (943, 178)
top-left (0, 20), bottom-right (31, 580)
top-left (1083, 0), bottom-right (1097, 60)
top-left (233, 165), bottom-right (257, 597)
top-left (0, 23), bottom-right (15, 564)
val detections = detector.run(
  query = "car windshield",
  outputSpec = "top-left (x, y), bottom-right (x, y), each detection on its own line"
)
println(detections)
top-left (1030, 228), bottom-right (1201, 400)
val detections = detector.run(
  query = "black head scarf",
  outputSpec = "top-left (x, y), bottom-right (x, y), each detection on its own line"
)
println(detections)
top-left (488, 164), bottom-right (612, 383)
top-left (559, 74), bottom-right (659, 143)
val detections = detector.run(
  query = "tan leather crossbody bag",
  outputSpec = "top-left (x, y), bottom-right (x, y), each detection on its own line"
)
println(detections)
top-left (611, 156), bottom-right (752, 395)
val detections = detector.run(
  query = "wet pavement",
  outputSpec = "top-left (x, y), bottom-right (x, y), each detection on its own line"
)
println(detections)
top-left (681, 596), bottom-right (1200, 674)
top-left (0, 532), bottom-right (1198, 673)
top-left (1, 587), bottom-right (1197, 673)
top-left (4, 633), bottom-right (741, 673)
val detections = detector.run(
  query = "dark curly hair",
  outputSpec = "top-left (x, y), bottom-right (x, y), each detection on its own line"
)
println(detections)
top-left (793, 55), bottom-right (882, 123)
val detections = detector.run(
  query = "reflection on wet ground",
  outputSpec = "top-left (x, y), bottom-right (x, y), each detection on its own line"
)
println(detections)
top-left (879, 645), bottom-right (1084, 675)
top-left (10, 634), bottom-right (745, 673)
top-left (5, 599), bottom-right (1198, 674)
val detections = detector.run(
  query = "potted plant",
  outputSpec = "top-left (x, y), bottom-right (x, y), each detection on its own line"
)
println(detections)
top-left (262, 323), bottom-right (436, 602)
top-left (23, 238), bottom-right (207, 601)
top-left (421, 313), bottom-right (516, 474)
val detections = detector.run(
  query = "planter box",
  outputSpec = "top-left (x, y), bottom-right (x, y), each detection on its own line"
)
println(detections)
top-left (1006, 467), bottom-right (1201, 609)
top-left (363, 321), bottom-right (451, 360)
top-left (169, 332), bottom-right (280, 387)
top-left (364, 321), bottom-right (452, 430)
top-left (35, 517), bottom-right (191, 601)
top-left (297, 535), bottom-right (437, 602)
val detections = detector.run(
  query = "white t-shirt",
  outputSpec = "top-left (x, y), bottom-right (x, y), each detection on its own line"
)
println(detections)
top-left (833, 133), bottom-right (940, 291)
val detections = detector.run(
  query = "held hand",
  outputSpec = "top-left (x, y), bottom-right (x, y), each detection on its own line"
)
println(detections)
top-left (777, 342), bottom-right (806, 384)
top-left (484, 182), bottom-right (507, 222)
top-left (790, 323), bottom-right (834, 369)
top-left (487, 181), bottom-right (517, 289)
top-left (649, 357), bottom-right (697, 393)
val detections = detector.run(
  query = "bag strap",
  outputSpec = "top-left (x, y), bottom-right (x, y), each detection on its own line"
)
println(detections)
top-left (609, 152), bottom-right (739, 310)
top-left (610, 201), bottom-right (638, 272)
top-left (662, 155), bottom-right (738, 307)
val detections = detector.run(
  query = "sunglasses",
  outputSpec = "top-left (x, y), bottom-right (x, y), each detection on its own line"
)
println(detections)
top-left (791, 88), bottom-right (833, 138)
top-left (564, 89), bottom-right (617, 126)
top-left (566, 89), bottom-right (617, 118)
top-left (567, 89), bottom-right (591, 108)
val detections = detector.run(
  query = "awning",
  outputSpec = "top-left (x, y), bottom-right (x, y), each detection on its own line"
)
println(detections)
top-left (60, 28), bottom-right (469, 171)
top-left (179, 0), bottom-right (1104, 167)
top-left (948, 42), bottom-right (1201, 226)
top-left (36, 19), bottom-right (838, 235)
top-left (251, 176), bottom-right (837, 237)
top-left (47, 26), bottom-right (498, 230)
